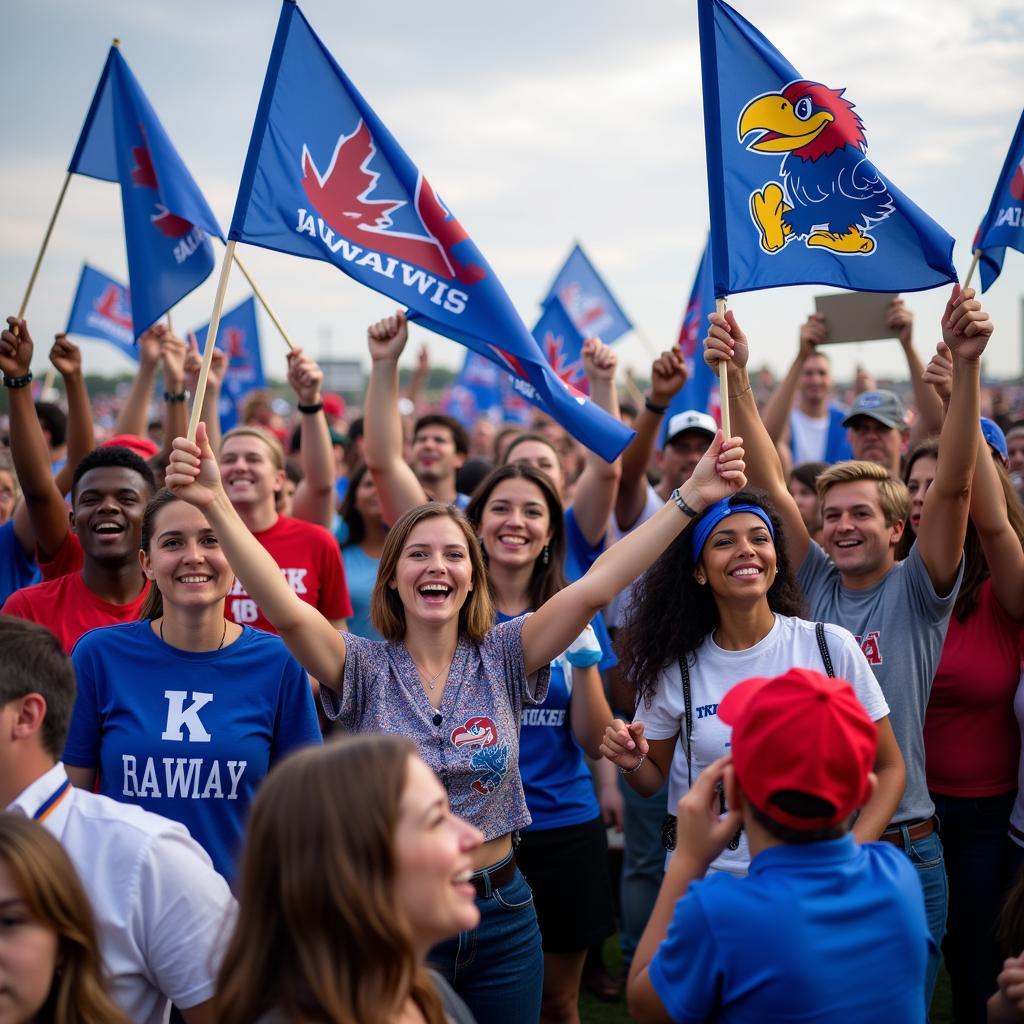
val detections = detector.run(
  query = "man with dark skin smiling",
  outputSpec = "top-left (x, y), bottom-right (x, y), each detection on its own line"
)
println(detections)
top-left (0, 317), bottom-right (155, 651)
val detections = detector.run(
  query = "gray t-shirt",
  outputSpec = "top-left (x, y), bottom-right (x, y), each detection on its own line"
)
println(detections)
top-left (798, 541), bottom-right (963, 823)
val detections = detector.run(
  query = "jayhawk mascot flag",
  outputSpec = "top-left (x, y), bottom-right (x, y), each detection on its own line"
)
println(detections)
top-left (739, 81), bottom-right (893, 256)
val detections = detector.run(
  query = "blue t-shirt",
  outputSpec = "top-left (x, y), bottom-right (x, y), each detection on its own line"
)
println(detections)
top-left (563, 507), bottom-right (616, 671)
top-left (649, 836), bottom-right (933, 1023)
top-left (341, 543), bottom-right (382, 640)
top-left (65, 621), bottom-right (322, 882)
top-left (496, 612), bottom-right (600, 831)
top-left (0, 519), bottom-right (40, 606)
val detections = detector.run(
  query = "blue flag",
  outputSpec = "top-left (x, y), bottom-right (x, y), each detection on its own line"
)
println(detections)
top-left (698, 0), bottom-right (957, 298)
top-left (443, 350), bottom-right (506, 427)
top-left (65, 264), bottom-right (138, 360)
top-left (228, 1), bottom-right (633, 462)
top-left (975, 109), bottom-right (1024, 292)
top-left (532, 296), bottom-right (589, 396)
top-left (540, 243), bottom-right (633, 344)
top-left (190, 297), bottom-right (264, 433)
top-left (68, 47), bottom-right (223, 340)
top-left (663, 244), bottom-right (719, 445)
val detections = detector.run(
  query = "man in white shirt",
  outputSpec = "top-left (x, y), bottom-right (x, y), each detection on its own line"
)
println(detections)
top-left (1, 615), bottom-right (234, 1024)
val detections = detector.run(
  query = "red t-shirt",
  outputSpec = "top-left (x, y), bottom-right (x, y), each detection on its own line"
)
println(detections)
top-left (39, 532), bottom-right (85, 581)
top-left (924, 578), bottom-right (1022, 796)
top-left (1, 571), bottom-right (150, 654)
top-left (226, 515), bottom-right (352, 633)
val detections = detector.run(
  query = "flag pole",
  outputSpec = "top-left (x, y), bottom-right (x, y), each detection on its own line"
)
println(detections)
top-left (230, 249), bottom-right (295, 350)
top-left (18, 172), bottom-right (72, 322)
top-left (716, 297), bottom-right (730, 437)
top-left (187, 241), bottom-right (236, 441)
top-left (962, 250), bottom-right (981, 291)
top-left (623, 367), bottom-right (645, 407)
top-left (166, 309), bottom-right (173, 335)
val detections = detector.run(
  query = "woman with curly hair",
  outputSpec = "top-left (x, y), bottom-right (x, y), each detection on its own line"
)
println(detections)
top-left (0, 814), bottom-right (130, 1024)
top-left (601, 490), bottom-right (904, 876)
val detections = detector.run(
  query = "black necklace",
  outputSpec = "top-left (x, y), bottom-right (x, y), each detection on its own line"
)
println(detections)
top-left (160, 618), bottom-right (228, 651)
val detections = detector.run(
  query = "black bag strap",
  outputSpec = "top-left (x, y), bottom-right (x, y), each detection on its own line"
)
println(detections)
top-left (815, 621), bottom-right (835, 678)
top-left (677, 654), bottom-right (693, 789)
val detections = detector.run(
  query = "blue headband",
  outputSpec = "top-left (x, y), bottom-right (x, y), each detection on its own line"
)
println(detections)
top-left (690, 499), bottom-right (775, 562)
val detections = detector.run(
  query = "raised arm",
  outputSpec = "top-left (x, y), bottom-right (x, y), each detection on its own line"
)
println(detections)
top-left (916, 287), bottom-right (991, 595)
top-left (0, 318), bottom-right (70, 560)
top-left (364, 311), bottom-right (428, 522)
top-left (402, 343), bottom-right (430, 411)
top-left (157, 332), bottom-right (188, 460)
top-left (167, 423), bottom-right (347, 690)
top-left (924, 341), bottom-right (1024, 619)
top-left (521, 431), bottom-right (746, 674)
top-left (889, 298), bottom-right (944, 445)
top-left (760, 314), bottom-right (827, 444)
top-left (184, 335), bottom-right (225, 458)
top-left (568, 338), bottom-right (623, 545)
top-left (704, 311), bottom-right (811, 568)
top-left (48, 335), bottom-right (95, 497)
top-left (287, 348), bottom-right (335, 528)
top-left (114, 327), bottom-right (162, 437)
top-left (616, 348), bottom-right (686, 530)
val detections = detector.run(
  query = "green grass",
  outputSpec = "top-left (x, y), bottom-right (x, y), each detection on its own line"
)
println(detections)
top-left (578, 936), bottom-right (954, 1022)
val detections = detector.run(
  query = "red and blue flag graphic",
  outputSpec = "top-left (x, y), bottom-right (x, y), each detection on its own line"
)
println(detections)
top-left (698, 0), bottom-right (956, 298)
top-left (68, 47), bottom-right (222, 340)
top-left (974, 108), bottom-right (1024, 292)
top-left (532, 296), bottom-right (589, 396)
top-left (443, 351), bottom-right (506, 427)
top-left (662, 243), bottom-right (719, 445)
top-left (541, 243), bottom-right (633, 345)
top-left (228, 0), bottom-right (632, 462)
top-left (189, 297), bottom-right (264, 432)
top-left (65, 264), bottom-right (138, 360)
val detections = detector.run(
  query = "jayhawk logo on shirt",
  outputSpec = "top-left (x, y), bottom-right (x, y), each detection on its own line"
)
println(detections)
top-left (450, 716), bottom-right (510, 796)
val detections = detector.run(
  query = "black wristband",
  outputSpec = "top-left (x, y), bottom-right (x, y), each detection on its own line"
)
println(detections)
top-left (644, 397), bottom-right (669, 415)
top-left (297, 401), bottom-right (324, 414)
top-left (3, 372), bottom-right (33, 389)
top-left (164, 390), bottom-right (188, 403)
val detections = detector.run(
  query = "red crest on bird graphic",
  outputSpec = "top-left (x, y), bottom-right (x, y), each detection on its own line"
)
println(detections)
top-left (736, 80), bottom-right (893, 257)
top-left (301, 120), bottom-right (487, 287)
top-left (129, 144), bottom-right (195, 239)
top-left (94, 285), bottom-right (133, 329)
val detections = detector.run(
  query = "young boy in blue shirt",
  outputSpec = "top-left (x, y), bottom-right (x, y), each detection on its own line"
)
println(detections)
top-left (627, 666), bottom-right (933, 1024)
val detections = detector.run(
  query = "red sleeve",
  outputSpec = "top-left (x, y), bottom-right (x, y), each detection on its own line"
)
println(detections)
top-left (1, 588), bottom-right (32, 621)
top-left (315, 530), bottom-right (352, 621)
top-left (38, 532), bottom-right (84, 582)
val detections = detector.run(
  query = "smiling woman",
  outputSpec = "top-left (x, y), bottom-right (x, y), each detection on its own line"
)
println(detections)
top-left (62, 489), bottom-right (323, 884)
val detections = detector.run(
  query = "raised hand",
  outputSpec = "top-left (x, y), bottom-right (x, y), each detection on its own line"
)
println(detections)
top-left (160, 332), bottom-right (188, 392)
top-left (704, 311), bottom-right (749, 375)
top-left (367, 310), bottom-right (409, 363)
top-left (886, 297), bottom-right (913, 347)
top-left (922, 342), bottom-right (953, 406)
top-left (166, 422), bottom-right (226, 510)
top-left (138, 324), bottom-right (165, 368)
top-left (49, 334), bottom-right (82, 379)
top-left (0, 317), bottom-right (34, 378)
top-left (672, 755), bottom-right (743, 868)
top-left (286, 346), bottom-right (324, 405)
top-left (185, 335), bottom-right (227, 394)
top-left (582, 336), bottom-right (618, 383)
top-left (799, 313), bottom-right (828, 357)
top-left (688, 430), bottom-right (746, 507)
top-left (599, 718), bottom-right (649, 770)
top-left (649, 348), bottom-right (687, 405)
top-left (941, 285), bottom-right (992, 362)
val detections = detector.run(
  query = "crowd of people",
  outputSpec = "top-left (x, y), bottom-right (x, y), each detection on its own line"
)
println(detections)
top-left (1, 286), bottom-right (1023, 1023)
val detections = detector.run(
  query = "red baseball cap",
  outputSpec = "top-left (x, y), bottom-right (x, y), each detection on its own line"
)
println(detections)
top-left (102, 434), bottom-right (160, 460)
top-left (718, 667), bottom-right (877, 831)
top-left (322, 393), bottom-right (346, 420)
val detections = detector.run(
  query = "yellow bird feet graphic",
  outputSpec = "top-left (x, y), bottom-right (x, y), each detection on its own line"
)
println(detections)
top-left (806, 227), bottom-right (876, 254)
top-left (750, 183), bottom-right (792, 253)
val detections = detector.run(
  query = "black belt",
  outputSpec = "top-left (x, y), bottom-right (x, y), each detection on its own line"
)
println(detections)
top-left (471, 852), bottom-right (516, 899)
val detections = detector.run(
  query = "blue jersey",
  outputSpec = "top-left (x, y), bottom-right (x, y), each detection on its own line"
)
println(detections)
top-left (0, 519), bottom-right (40, 606)
top-left (66, 620), bottom-right (321, 882)
top-left (341, 543), bottom-right (382, 640)
top-left (649, 836), bottom-right (933, 1023)
top-left (497, 612), bottom-right (599, 831)
top-left (563, 507), bottom-right (616, 671)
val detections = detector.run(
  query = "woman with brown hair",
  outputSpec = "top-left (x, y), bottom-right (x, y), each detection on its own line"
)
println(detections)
top-left (0, 813), bottom-right (130, 1024)
top-left (166, 419), bottom-right (746, 1024)
top-left (216, 735), bottom-right (480, 1024)
top-left (62, 489), bottom-right (321, 884)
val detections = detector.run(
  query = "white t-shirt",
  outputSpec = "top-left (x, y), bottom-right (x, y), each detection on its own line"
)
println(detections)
top-left (790, 407), bottom-right (830, 464)
top-left (606, 483), bottom-right (664, 630)
top-left (636, 615), bottom-right (889, 876)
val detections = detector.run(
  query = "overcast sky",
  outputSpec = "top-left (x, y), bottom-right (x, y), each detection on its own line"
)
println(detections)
top-left (3, 0), bottom-right (1023, 388)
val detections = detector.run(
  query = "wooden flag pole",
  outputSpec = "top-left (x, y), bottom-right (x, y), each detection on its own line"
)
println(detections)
top-left (187, 241), bottom-right (236, 441)
top-left (230, 250), bottom-right (295, 350)
top-left (623, 367), bottom-right (645, 407)
top-left (716, 297), bottom-right (730, 438)
top-left (166, 309), bottom-right (174, 335)
top-left (962, 250), bottom-right (981, 292)
top-left (18, 172), bottom-right (72, 323)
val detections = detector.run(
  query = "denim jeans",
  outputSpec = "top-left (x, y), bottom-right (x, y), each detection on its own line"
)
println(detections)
top-left (932, 792), bottom-right (1022, 1024)
top-left (618, 774), bottom-right (668, 967)
top-left (429, 866), bottom-right (543, 1024)
top-left (888, 825), bottom-right (947, 1017)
